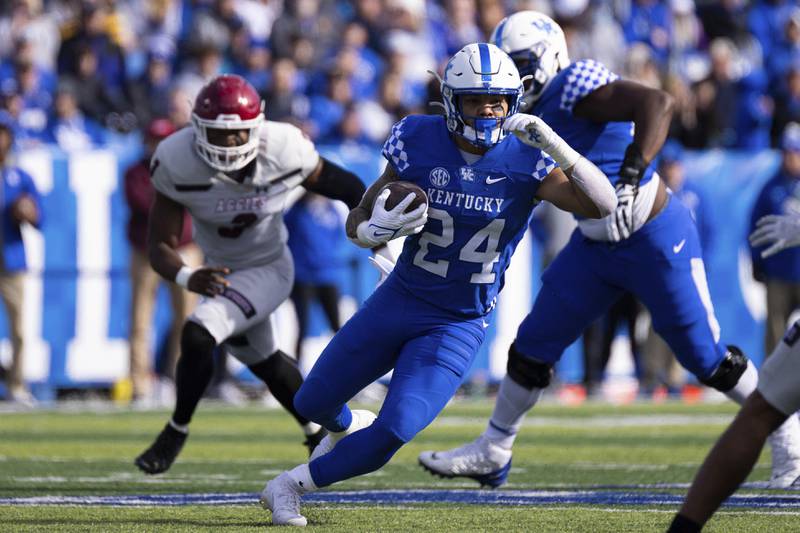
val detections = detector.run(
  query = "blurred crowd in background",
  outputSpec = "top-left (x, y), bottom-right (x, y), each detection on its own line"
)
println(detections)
top-left (4, 0), bottom-right (800, 151)
top-left (3, 0), bottom-right (800, 405)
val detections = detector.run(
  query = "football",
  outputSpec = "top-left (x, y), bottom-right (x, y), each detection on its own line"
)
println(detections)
top-left (378, 181), bottom-right (428, 213)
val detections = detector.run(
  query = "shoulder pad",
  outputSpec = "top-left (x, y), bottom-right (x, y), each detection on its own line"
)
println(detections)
top-left (151, 127), bottom-right (215, 187)
top-left (559, 60), bottom-right (619, 113)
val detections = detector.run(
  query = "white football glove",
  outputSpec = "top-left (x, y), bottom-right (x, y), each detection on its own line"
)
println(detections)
top-left (368, 253), bottom-right (396, 287)
top-left (609, 182), bottom-right (637, 242)
top-left (355, 189), bottom-right (428, 247)
top-left (503, 113), bottom-right (560, 152)
top-left (749, 214), bottom-right (800, 258)
top-left (503, 114), bottom-right (580, 169)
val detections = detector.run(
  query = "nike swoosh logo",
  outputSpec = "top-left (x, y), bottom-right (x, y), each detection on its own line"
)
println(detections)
top-left (482, 319), bottom-right (490, 329)
top-left (369, 224), bottom-right (397, 238)
top-left (673, 239), bottom-right (686, 254)
top-left (485, 176), bottom-right (507, 185)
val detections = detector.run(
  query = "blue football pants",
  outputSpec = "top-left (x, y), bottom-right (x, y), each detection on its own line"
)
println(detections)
top-left (294, 277), bottom-right (486, 487)
top-left (516, 195), bottom-right (728, 379)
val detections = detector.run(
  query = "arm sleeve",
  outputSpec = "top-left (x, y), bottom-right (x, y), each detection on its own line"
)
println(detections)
top-left (559, 60), bottom-right (620, 114)
top-left (305, 158), bottom-right (366, 210)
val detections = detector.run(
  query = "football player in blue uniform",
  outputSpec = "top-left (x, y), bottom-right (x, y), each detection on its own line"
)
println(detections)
top-left (259, 42), bottom-right (617, 526)
top-left (419, 10), bottom-right (800, 489)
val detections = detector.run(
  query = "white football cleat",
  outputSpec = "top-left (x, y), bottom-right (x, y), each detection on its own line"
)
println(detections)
top-left (418, 436), bottom-right (512, 488)
top-left (260, 472), bottom-right (307, 526)
top-left (768, 415), bottom-right (800, 489)
top-left (310, 409), bottom-right (377, 461)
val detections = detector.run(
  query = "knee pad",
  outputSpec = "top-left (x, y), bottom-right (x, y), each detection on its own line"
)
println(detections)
top-left (180, 321), bottom-right (217, 360)
top-left (506, 342), bottom-right (554, 389)
top-left (699, 345), bottom-right (748, 392)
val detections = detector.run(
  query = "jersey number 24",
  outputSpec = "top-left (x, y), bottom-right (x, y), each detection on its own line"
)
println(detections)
top-left (413, 207), bottom-right (505, 284)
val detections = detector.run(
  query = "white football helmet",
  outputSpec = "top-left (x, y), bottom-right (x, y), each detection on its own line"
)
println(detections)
top-left (438, 42), bottom-right (524, 148)
top-left (491, 11), bottom-right (570, 106)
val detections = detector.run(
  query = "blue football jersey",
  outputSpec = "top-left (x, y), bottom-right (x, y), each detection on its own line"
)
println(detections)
top-left (533, 59), bottom-right (655, 188)
top-left (381, 115), bottom-right (556, 317)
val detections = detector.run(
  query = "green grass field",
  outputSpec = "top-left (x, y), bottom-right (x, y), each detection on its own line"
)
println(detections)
top-left (1, 400), bottom-right (798, 532)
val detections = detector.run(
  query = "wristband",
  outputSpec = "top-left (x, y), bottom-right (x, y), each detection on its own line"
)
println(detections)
top-left (619, 143), bottom-right (647, 185)
top-left (544, 137), bottom-right (580, 170)
top-left (175, 265), bottom-right (196, 288)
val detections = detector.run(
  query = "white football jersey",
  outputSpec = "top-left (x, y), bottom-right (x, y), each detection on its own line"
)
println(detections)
top-left (151, 121), bottom-right (320, 270)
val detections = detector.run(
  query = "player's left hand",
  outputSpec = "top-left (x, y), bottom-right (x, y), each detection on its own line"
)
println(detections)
top-left (368, 254), bottom-right (396, 287)
top-left (749, 214), bottom-right (800, 258)
top-left (502, 113), bottom-right (559, 152)
top-left (609, 182), bottom-right (637, 242)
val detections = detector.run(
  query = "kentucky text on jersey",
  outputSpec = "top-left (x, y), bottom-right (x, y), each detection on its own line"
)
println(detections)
top-left (426, 187), bottom-right (505, 213)
top-left (381, 114), bottom-right (556, 317)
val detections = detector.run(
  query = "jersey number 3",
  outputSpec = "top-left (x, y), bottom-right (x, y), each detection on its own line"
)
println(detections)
top-left (218, 213), bottom-right (257, 239)
top-left (413, 207), bottom-right (505, 283)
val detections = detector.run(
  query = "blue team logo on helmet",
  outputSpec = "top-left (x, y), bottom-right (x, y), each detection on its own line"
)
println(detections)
top-left (430, 167), bottom-right (451, 187)
top-left (491, 11), bottom-right (570, 106)
top-left (433, 43), bottom-right (524, 148)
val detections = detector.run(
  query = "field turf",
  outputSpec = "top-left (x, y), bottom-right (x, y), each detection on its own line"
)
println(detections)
top-left (2, 400), bottom-right (799, 531)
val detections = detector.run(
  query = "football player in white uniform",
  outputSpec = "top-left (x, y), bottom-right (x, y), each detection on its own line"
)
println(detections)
top-left (669, 213), bottom-right (800, 532)
top-left (134, 74), bottom-right (374, 474)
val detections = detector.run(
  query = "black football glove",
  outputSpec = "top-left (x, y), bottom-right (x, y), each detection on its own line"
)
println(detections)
top-left (611, 143), bottom-right (648, 242)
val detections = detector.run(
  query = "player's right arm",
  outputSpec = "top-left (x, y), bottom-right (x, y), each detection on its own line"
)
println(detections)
top-left (573, 79), bottom-right (674, 167)
top-left (345, 165), bottom-right (428, 248)
top-left (147, 191), bottom-right (230, 297)
top-left (570, 64), bottom-right (675, 241)
top-left (503, 114), bottom-right (617, 218)
top-left (148, 141), bottom-right (232, 297)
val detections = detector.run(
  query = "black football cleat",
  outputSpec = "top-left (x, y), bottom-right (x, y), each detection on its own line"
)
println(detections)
top-left (303, 428), bottom-right (328, 457)
top-left (134, 423), bottom-right (187, 474)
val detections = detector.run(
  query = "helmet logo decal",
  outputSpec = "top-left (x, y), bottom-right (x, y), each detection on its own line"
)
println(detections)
top-left (532, 18), bottom-right (555, 34)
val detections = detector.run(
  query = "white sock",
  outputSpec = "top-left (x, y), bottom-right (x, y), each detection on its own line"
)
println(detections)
top-left (288, 463), bottom-right (317, 493)
top-left (770, 413), bottom-right (800, 451)
top-left (302, 422), bottom-right (321, 436)
top-left (484, 375), bottom-right (543, 450)
top-left (168, 419), bottom-right (189, 434)
top-left (723, 360), bottom-right (758, 405)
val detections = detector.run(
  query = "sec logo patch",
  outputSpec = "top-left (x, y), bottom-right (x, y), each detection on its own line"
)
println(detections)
top-left (429, 167), bottom-right (450, 187)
